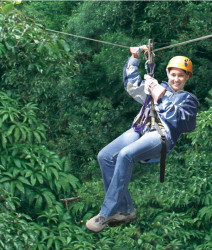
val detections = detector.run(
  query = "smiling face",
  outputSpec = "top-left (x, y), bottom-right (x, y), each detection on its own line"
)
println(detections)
top-left (168, 67), bottom-right (189, 92)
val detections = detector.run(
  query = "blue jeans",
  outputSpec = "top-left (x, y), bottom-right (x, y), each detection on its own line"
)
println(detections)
top-left (97, 128), bottom-right (172, 218)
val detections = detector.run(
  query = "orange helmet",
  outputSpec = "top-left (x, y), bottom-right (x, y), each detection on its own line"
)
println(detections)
top-left (167, 56), bottom-right (193, 78)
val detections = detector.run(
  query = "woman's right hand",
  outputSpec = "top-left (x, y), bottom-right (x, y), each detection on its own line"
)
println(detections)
top-left (144, 74), bottom-right (166, 102)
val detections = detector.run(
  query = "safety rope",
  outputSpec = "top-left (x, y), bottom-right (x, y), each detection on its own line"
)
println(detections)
top-left (45, 27), bottom-right (212, 52)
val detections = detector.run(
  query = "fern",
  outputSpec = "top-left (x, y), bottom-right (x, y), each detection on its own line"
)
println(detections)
top-left (198, 205), bottom-right (212, 222)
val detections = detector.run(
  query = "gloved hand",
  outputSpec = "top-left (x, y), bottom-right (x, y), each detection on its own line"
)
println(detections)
top-left (144, 74), bottom-right (153, 95)
top-left (144, 74), bottom-right (166, 102)
top-left (130, 45), bottom-right (148, 58)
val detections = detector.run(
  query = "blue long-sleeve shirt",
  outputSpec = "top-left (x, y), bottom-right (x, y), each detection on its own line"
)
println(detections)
top-left (123, 57), bottom-right (199, 147)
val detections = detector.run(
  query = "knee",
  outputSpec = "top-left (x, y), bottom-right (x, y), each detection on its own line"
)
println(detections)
top-left (97, 148), bottom-right (117, 168)
top-left (97, 148), bottom-right (107, 164)
top-left (118, 148), bottom-right (133, 163)
top-left (97, 149), bottom-right (103, 163)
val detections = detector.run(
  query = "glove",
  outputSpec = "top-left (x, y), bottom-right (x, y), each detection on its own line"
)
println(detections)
top-left (130, 45), bottom-right (148, 58)
top-left (144, 74), bottom-right (166, 102)
top-left (144, 74), bottom-right (153, 94)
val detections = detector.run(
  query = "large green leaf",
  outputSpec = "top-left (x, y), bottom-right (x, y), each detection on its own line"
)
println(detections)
top-left (1, 4), bottom-right (13, 14)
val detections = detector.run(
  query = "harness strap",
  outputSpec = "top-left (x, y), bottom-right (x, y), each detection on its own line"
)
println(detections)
top-left (149, 109), bottom-right (167, 183)
top-left (154, 122), bottom-right (167, 183)
top-left (134, 39), bottom-right (167, 182)
top-left (132, 95), bottom-right (151, 133)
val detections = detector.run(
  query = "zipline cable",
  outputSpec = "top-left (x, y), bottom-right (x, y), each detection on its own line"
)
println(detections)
top-left (45, 28), bottom-right (130, 49)
top-left (153, 34), bottom-right (212, 52)
top-left (45, 27), bottom-right (212, 52)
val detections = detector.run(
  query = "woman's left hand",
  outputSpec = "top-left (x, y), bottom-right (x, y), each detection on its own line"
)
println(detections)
top-left (130, 45), bottom-right (148, 58)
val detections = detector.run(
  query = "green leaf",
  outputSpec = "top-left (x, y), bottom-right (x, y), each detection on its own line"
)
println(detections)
top-left (55, 239), bottom-right (61, 250)
top-left (0, 164), bottom-right (6, 170)
top-left (198, 205), bottom-right (212, 221)
top-left (49, 162), bottom-right (61, 170)
top-left (0, 155), bottom-right (6, 166)
top-left (1, 134), bottom-right (7, 149)
top-left (1, 4), bottom-right (13, 14)
top-left (20, 126), bottom-right (27, 141)
top-left (35, 195), bottom-right (43, 211)
top-left (34, 131), bottom-right (41, 143)
top-left (30, 175), bottom-right (37, 186)
top-left (14, 127), bottom-right (20, 142)
top-left (58, 39), bottom-right (70, 52)
top-left (0, 177), bottom-right (10, 183)
top-left (54, 203), bottom-right (64, 215)
top-left (45, 168), bottom-right (52, 180)
top-left (14, 1), bottom-right (22, 5)
top-left (50, 167), bottom-right (59, 180)
top-left (42, 191), bottom-right (54, 207)
top-left (39, 131), bottom-right (46, 140)
top-left (9, 113), bottom-right (15, 122)
top-left (6, 124), bottom-right (16, 137)
top-left (36, 173), bottom-right (44, 184)
top-left (0, 43), bottom-right (7, 56)
top-left (12, 149), bottom-right (18, 157)
top-left (13, 167), bottom-right (20, 177)
top-left (16, 181), bottom-right (25, 193)
top-left (2, 113), bottom-right (9, 122)
top-left (18, 176), bottom-right (31, 185)
top-left (54, 180), bottom-right (61, 193)
top-left (14, 158), bottom-right (22, 168)
top-left (59, 176), bottom-right (69, 192)
top-left (67, 174), bottom-right (79, 189)
top-left (25, 170), bottom-right (32, 178)
top-left (7, 199), bottom-right (16, 211)
top-left (27, 130), bottom-right (33, 143)
top-left (47, 238), bottom-right (53, 250)
top-left (10, 181), bottom-right (16, 195)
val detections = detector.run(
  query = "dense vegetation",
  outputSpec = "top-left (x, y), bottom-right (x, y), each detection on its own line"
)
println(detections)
top-left (0, 1), bottom-right (211, 249)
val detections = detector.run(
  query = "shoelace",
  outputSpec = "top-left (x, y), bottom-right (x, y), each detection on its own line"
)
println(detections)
top-left (95, 216), bottom-right (106, 223)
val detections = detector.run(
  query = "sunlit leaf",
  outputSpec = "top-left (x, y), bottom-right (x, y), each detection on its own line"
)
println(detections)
top-left (1, 4), bottom-right (13, 14)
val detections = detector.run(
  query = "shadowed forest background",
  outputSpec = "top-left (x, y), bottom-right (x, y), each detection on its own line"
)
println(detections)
top-left (0, 1), bottom-right (211, 249)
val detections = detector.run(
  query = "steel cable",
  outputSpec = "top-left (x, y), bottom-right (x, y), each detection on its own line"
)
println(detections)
top-left (45, 28), bottom-right (212, 52)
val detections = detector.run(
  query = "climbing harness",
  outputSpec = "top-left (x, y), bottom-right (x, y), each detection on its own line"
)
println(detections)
top-left (132, 39), bottom-right (167, 183)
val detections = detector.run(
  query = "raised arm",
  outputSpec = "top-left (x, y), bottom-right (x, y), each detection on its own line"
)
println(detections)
top-left (123, 57), bottom-right (146, 104)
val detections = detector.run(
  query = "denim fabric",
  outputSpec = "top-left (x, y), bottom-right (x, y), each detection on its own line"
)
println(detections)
top-left (98, 128), bottom-right (172, 218)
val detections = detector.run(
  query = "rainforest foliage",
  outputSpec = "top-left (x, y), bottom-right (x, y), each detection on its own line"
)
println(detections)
top-left (0, 1), bottom-right (211, 249)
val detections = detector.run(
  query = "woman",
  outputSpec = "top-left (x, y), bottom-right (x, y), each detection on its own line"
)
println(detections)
top-left (86, 47), bottom-right (199, 233)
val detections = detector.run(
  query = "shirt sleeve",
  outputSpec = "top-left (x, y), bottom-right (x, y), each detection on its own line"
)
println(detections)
top-left (158, 91), bottom-right (199, 133)
top-left (123, 57), bottom-right (147, 104)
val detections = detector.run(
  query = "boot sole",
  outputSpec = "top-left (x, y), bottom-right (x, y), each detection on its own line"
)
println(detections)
top-left (86, 225), bottom-right (106, 233)
top-left (108, 217), bottom-right (137, 227)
